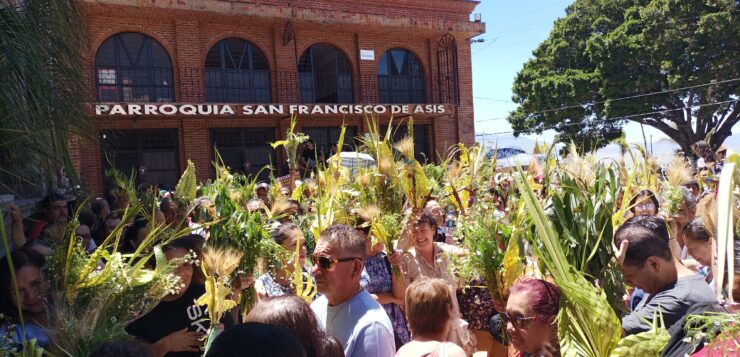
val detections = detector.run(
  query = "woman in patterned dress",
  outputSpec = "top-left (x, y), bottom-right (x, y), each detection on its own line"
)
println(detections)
top-left (255, 222), bottom-right (313, 299)
top-left (357, 225), bottom-right (411, 348)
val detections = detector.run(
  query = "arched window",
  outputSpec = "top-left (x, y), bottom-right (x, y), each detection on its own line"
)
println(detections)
top-left (95, 32), bottom-right (173, 102)
top-left (298, 44), bottom-right (353, 103)
top-left (437, 34), bottom-right (459, 104)
top-left (205, 38), bottom-right (271, 103)
top-left (378, 49), bottom-right (425, 103)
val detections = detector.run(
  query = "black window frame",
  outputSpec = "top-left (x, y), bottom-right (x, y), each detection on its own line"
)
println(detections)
top-left (298, 44), bottom-right (354, 104)
top-left (378, 48), bottom-right (425, 104)
top-left (94, 32), bottom-right (174, 103)
top-left (99, 129), bottom-right (180, 190)
top-left (204, 38), bottom-right (272, 103)
top-left (380, 124), bottom-right (432, 163)
top-left (301, 126), bottom-right (359, 162)
top-left (210, 128), bottom-right (276, 180)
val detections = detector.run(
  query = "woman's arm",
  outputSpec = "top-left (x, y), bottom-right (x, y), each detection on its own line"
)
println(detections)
top-left (371, 292), bottom-right (402, 305)
top-left (389, 252), bottom-right (408, 304)
top-left (145, 329), bottom-right (201, 357)
top-left (7, 205), bottom-right (27, 249)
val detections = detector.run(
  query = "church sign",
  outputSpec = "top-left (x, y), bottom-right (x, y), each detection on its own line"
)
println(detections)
top-left (94, 103), bottom-right (448, 116)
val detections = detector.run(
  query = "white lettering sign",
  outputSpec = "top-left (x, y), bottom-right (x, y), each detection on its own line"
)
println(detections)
top-left (94, 104), bottom-right (447, 116)
top-left (360, 50), bottom-right (375, 61)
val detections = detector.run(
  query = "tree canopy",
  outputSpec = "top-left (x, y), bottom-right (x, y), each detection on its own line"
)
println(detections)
top-left (509, 0), bottom-right (739, 154)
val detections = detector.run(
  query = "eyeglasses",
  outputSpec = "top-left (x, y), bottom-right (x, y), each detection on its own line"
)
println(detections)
top-left (501, 312), bottom-right (537, 330)
top-left (635, 203), bottom-right (655, 210)
top-left (311, 254), bottom-right (361, 270)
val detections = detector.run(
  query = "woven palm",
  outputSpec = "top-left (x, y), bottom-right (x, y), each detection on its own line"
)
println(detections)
top-left (610, 313), bottom-right (670, 357)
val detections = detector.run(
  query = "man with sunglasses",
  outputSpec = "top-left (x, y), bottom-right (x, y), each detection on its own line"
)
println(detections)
top-left (310, 224), bottom-right (395, 357)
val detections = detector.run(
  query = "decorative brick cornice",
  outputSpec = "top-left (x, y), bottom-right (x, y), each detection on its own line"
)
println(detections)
top-left (82, 0), bottom-right (485, 36)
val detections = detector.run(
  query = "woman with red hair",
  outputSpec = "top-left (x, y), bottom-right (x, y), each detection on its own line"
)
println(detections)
top-left (504, 278), bottom-right (561, 357)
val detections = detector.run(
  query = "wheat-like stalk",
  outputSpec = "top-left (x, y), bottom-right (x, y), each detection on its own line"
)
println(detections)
top-left (395, 136), bottom-right (415, 160)
top-left (357, 204), bottom-right (382, 223)
top-left (202, 247), bottom-right (243, 278)
top-left (664, 155), bottom-right (693, 188)
top-left (269, 196), bottom-right (294, 220)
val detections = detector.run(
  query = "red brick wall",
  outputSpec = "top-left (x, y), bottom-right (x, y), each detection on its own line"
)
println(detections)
top-left (77, 1), bottom-right (483, 194)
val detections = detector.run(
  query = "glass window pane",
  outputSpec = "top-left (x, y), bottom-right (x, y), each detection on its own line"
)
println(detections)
top-left (211, 128), bottom-right (275, 179)
top-left (205, 46), bottom-right (222, 68)
top-left (204, 39), bottom-right (272, 103)
top-left (378, 53), bottom-right (389, 76)
top-left (95, 33), bottom-right (173, 102)
top-left (118, 33), bottom-right (145, 66)
top-left (100, 129), bottom-right (179, 189)
top-left (96, 39), bottom-right (116, 66)
top-left (377, 48), bottom-right (425, 104)
top-left (150, 43), bottom-right (172, 68)
top-left (298, 44), bottom-right (353, 104)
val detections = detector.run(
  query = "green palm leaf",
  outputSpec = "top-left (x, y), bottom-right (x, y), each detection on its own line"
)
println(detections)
top-left (514, 171), bottom-right (622, 357)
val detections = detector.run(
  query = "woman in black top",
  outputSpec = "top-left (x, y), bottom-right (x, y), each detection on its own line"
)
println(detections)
top-left (126, 237), bottom-right (208, 357)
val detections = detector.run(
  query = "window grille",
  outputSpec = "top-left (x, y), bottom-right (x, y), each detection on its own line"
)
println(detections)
top-left (95, 33), bottom-right (174, 102)
top-left (205, 38), bottom-right (272, 103)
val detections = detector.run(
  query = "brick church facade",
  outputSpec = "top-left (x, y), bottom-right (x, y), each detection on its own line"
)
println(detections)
top-left (73, 0), bottom-right (485, 194)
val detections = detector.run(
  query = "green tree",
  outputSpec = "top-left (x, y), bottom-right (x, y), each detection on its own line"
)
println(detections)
top-left (509, 0), bottom-right (739, 154)
top-left (0, 1), bottom-right (89, 196)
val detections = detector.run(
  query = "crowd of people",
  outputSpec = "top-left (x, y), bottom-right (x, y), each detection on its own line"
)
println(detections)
top-left (0, 139), bottom-right (736, 357)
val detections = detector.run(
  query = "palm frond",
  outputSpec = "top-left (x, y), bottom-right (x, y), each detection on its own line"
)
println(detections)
top-left (0, 1), bottom-right (89, 197)
top-left (513, 170), bottom-right (622, 357)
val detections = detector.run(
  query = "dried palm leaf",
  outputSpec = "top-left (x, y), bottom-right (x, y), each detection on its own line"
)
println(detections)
top-left (395, 136), bottom-right (415, 161)
top-left (202, 246), bottom-right (243, 279)
top-left (664, 155), bottom-right (692, 188)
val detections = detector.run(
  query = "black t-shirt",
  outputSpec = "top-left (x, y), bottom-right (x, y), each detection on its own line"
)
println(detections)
top-left (126, 284), bottom-right (209, 357)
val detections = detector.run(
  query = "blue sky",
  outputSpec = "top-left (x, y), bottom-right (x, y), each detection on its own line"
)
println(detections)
top-left (470, 0), bottom-right (675, 146)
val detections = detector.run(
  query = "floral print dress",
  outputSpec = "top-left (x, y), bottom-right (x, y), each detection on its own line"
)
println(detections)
top-left (361, 252), bottom-right (411, 346)
top-left (257, 267), bottom-right (316, 299)
top-left (257, 272), bottom-right (293, 297)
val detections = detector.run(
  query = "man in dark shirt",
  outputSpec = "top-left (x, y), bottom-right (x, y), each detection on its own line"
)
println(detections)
top-left (126, 238), bottom-right (206, 357)
top-left (299, 139), bottom-right (316, 175)
top-left (614, 216), bottom-right (716, 355)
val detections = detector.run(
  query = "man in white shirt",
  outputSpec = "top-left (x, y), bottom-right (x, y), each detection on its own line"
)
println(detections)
top-left (310, 224), bottom-right (395, 357)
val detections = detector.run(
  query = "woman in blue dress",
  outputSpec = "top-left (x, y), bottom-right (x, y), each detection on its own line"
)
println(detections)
top-left (357, 226), bottom-right (411, 348)
top-left (0, 248), bottom-right (50, 350)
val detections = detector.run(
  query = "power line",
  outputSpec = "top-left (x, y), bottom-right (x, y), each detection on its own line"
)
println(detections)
top-left (474, 97), bottom-right (513, 103)
top-left (474, 99), bottom-right (739, 136)
top-left (489, 0), bottom-right (570, 28)
top-left (473, 76), bottom-right (740, 123)
top-left (490, 9), bottom-right (740, 42)
top-left (472, 8), bottom-right (740, 55)
top-left (475, 117), bottom-right (509, 123)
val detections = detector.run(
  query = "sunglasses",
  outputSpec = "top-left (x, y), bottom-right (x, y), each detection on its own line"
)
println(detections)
top-left (501, 312), bottom-right (538, 330)
top-left (311, 254), bottom-right (361, 270)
